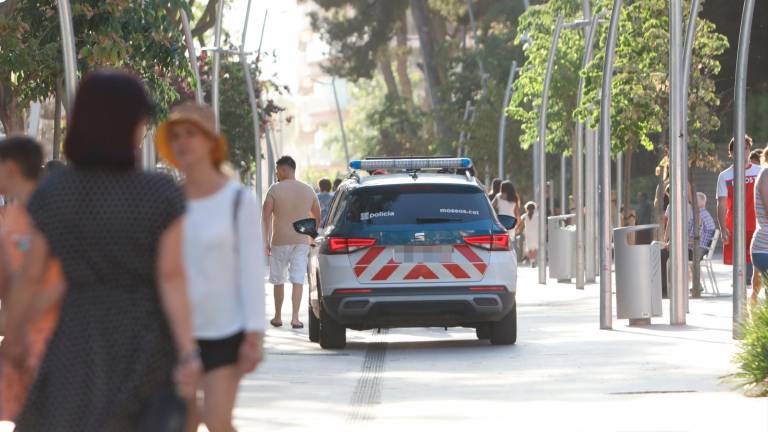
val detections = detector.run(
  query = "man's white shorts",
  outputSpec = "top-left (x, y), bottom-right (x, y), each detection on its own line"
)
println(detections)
top-left (269, 244), bottom-right (311, 285)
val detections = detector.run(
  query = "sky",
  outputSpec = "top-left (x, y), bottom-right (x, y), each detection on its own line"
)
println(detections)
top-left (224, 0), bottom-right (304, 92)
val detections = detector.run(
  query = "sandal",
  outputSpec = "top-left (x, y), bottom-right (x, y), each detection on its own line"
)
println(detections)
top-left (291, 322), bottom-right (304, 329)
top-left (270, 318), bottom-right (283, 327)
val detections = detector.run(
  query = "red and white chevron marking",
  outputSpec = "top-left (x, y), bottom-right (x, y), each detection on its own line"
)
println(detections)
top-left (351, 245), bottom-right (488, 283)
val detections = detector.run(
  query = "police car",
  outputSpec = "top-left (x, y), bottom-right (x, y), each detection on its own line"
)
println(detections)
top-left (293, 157), bottom-right (518, 349)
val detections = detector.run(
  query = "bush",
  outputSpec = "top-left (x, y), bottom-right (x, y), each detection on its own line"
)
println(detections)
top-left (733, 298), bottom-right (768, 396)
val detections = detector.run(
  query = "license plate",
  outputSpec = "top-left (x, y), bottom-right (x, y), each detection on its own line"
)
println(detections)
top-left (395, 246), bottom-right (453, 263)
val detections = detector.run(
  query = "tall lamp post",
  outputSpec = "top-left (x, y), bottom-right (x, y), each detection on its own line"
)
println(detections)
top-left (575, 14), bottom-right (601, 290)
top-left (733, 0), bottom-right (756, 338)
top-left (537, 15), bottom-right (564, 284)
top-left (599, 0), bottom-right (623, 330)
top-left (537, 16), bottom-right (597, 285)
top-left (57, 0), bottom-right (77, 109)
top-left (211, 0), bottom-right (225, 132)
top-left (498, 61), bottom-right (519, 180)
top-left (668, 0), bottom-right (688, 325)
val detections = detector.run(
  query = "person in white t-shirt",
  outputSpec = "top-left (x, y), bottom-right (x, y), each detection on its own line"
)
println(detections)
top-left (157, 102), bottom-right (266, 432)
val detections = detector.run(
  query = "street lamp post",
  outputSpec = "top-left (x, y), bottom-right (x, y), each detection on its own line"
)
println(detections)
top-left (212, 0), bottom-right (225, 132)
top-left (669, 0), bottom-right (687, 326)
top-left (733, 0), bottom-right (756, 338)
top-left (575, 14), bottom-right (601, 290)
top-left (331, 77), bottom-right (351, 169)
top-left (599, 0), bottom-right (623, 330)
top-left (181, 10), bottom-right (204, 104)
top-left (240, 0), bottom-right (264, 201)
top-left (498, 61), bottom-right (518, 180)
top-left (56, 0), bottom-right (77, 109)
top-left (537, 15), bottom-right (564, 284)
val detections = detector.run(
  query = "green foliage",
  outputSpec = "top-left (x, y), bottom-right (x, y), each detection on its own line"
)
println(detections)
top-left (508, 0), bottom-right (585, 154)
top-left (203, 54), bottom-right (288, 172)
top-left (509, 0), bottom-right (728, 168)
top-left (0, 0), bottom-right (194, 118)
top-left (323, 78), bottom-right (429, 159)
top-left (305, 0), bottom-right (409, 80)
top-left (733, 296), bottom-right (768, 396)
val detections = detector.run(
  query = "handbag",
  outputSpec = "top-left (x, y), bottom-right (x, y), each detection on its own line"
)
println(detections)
top-left (138, 387), bottom-right (188, 432)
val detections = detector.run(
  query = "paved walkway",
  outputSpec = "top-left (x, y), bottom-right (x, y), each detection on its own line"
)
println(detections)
top-left (232, 261), bottom-right (768, 431)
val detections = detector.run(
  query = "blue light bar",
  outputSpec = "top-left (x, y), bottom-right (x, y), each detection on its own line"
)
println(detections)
top-left (349, 158), bottom-right (473, 171)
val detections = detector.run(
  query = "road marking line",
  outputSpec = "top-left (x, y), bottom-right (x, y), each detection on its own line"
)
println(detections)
top-left (347, 329), bottom-right (388, 423)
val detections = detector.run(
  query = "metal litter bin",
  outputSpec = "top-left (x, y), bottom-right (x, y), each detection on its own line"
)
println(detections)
top-left (548, 214), bottom-right (576, 281)
top-left (614, 224), bottom-right (662, 325)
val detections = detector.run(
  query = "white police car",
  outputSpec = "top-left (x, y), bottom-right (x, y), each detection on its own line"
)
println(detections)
top-left (294, 157), bottom-right (518, 349)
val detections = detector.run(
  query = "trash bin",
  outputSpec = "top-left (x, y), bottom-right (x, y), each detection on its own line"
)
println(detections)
top-left (548, 214), bottom-right (576, 281)
top-left (614, 224), bottom-right (662, 325)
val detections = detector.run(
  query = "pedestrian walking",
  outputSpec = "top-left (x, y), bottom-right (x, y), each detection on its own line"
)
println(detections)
top-left (1, 70), bottom-right (200, 431)
top-left (0, 136), bottom-right (65, 422)
top-left (751, 146), bottom-right (768, 305)
top-left (262, 156), bottom-right (320, 329)
top-left (717, 135), bottom-right (760, 286)
top-left (519, 202), bottom-right (539, 267)
top-left (317, 178), bottom-right (334, 224)
top-left (491, 180), bottom-right (521, 220)
top-left (156, 102), bottom-right (266, 431)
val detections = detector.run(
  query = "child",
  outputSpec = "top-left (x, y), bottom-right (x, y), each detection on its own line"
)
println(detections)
top-left (0, 136), bottom-right (65, 422)
top-left (519, 202), bottom-right (539, 268)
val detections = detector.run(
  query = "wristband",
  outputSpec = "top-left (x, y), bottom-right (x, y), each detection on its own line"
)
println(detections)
top-left (177, 348), bottom-right (201, 366)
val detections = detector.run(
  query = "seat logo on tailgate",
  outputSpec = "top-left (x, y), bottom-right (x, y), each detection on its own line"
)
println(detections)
top-left (352, 245), bottom-right (488, 282)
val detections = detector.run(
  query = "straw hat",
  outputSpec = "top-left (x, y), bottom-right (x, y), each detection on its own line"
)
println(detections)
top-left (156, 102), bottom-right (228, 168)
top-left (524, 201), bottom-right (537, 210)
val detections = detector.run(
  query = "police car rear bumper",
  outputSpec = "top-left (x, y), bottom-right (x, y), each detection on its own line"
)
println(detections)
top-left (322, 288), bottom-right (515, 330)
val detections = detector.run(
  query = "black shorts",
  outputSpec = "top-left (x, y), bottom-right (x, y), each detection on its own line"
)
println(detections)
top-left (197, 331), bottom-right (244, 373)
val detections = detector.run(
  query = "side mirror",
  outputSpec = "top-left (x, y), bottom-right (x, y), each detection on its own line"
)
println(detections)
top-left (498, 215), bottom-right (517, 231)
top-left (293, 218), bottom-right (319, 239)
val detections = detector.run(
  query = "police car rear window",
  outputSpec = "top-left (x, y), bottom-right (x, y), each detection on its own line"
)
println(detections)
top-left (342, 185), bottom-right (492, 226)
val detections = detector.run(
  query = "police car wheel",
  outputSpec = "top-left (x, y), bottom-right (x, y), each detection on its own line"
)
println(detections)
top-left (490, 303), bottom-right (517, 345)
top-left (319, 307), bottom-right (347, 349)
top-left (308, 301), bottom-right (320, 343)
top-left (475, 325), bottom-right (491, 340)
top-left (309, 272), bottom-right (321, 343)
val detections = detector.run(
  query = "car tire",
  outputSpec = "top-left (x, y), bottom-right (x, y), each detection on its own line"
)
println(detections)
top-left (319, 306), bottom-right (346, 349)
top-left (308, 302), bottom-right (320, 343)
top-left (308, 272), bottom-right (320, 343)
top-left (490, 303), bottom-right (517, 345)
top-left (475, 325), bottom-right (491, 340)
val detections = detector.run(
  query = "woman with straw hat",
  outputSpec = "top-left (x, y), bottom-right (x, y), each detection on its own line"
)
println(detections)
top-left (157, 102), bottom-right (266, 431)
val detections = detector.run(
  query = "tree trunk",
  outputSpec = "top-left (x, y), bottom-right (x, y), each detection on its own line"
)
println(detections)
top-left (0, 80), bottom-right (25, 134)
top-left (53, 84), bottom-right (62, 160)
top-left (379, 51), bottom-right (400, 101)
top-left (410, 0), bottom-right (450, 145)
top-left (396, 12), bottom-right (414, 105)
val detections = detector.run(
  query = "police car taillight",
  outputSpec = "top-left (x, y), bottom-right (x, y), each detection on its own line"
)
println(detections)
top-left (326, 237), bottom-right (377, 254)
top-left (349, 158), bottom-right (472, 171)
top-left (463, 234), bottom-right (510, 251)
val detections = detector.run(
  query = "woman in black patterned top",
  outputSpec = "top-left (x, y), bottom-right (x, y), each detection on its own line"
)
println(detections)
top-left (1, 70), bottom-right (201, 431)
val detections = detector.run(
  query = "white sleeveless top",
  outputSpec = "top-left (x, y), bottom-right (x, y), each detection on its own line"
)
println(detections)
top-left (496, 197), bottom-right (518, 217)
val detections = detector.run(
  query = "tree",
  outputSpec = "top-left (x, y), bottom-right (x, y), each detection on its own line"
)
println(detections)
top-left (199, 51), bottom-right (288, 174)
top-left (0, 0), bottom-right (235, 136)
top-left (509, 0), bottom-right (727, 164)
